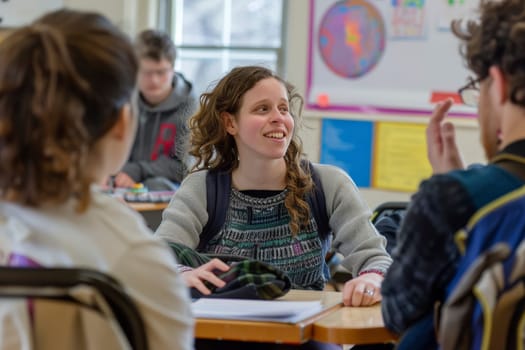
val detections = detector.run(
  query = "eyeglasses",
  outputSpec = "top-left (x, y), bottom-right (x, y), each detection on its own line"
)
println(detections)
top-left (139, 67), bottom-right (173, 78)
top-left (458, 77), bottom-right (481, 107)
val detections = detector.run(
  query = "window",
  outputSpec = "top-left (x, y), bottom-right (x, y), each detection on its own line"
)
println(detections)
top-left (161, 0), bottom-right (286, 96)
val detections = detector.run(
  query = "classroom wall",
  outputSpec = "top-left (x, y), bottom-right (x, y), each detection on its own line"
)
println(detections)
top-left (0, 0), bottom-right (157, 35)
top-left (58, 0), bottom-right (486, 210)
top-left (284, 1), bottom-right (486, 209)
top-left (64, 0), bottom-right (157, 36)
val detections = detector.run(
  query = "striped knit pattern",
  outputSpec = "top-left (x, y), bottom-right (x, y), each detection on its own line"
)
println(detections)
top-left (205, 188), bottom-right (326, 290)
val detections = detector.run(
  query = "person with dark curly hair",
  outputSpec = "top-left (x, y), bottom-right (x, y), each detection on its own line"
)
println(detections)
top-left (156, 65), bottom-right (392, 349)
top-left (381, 0), bottom-right (525, 347)
top-left (0, 9), bottom-right (192, 349)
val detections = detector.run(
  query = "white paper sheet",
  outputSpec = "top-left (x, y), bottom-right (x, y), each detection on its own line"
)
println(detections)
top-left (192, 298), bottom-right (323, 323)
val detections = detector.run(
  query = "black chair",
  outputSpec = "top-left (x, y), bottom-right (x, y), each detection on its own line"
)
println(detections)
top-left (371, 201), bottom-right (408, 255)
top-left (370, 201), bottom-right (408, 224)
top-left (0, 267), bottom-right (148, 350)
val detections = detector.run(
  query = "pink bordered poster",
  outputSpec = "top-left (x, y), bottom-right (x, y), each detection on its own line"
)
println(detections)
top-left (307, 0), bottom-right (479, 117)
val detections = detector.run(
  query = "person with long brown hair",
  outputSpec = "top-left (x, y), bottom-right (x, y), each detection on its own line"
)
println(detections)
top-left (156, 65), bottom-right (391, 304)
top-left (0, 9), bottom-right (192, 349)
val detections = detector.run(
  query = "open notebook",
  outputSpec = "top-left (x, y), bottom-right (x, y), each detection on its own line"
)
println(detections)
top-left (192, 299), bottom-right (323, 323)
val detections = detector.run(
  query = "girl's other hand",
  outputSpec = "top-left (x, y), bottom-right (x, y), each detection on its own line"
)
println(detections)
top-left (342, 272), bottom-right (383, 307)
top-left (181, 258), bottom-right (230, 295)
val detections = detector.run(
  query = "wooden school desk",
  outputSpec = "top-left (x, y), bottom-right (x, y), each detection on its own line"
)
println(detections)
top-left (127, 202), bottom-right (168, 212)
top-left (313, 303), bottom-right (397, 345)
top-left (194, 290), bottom-right (397, 345)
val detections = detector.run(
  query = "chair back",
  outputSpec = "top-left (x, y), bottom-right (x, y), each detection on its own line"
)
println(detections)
top-left (0, 267), bottom-right (148, 350)
top-left (326, 201), bottom-right (408, 289)
top-left (371, 201), bottom-right (408, 255)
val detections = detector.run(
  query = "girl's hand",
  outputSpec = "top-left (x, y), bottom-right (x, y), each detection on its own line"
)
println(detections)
top-left (181, 258), bottom-right (230, 295)
top-left (342, 272), bottom-right (383, 306)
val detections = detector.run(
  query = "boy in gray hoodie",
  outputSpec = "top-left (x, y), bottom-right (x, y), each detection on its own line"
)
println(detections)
top-left (114, 29), bottom-right (198, 190)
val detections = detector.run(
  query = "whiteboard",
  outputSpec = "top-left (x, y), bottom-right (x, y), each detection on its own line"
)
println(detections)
top-left (0, 0), bottom-right (63, 27)
top-left (307, 0), bottom-right (480, 116)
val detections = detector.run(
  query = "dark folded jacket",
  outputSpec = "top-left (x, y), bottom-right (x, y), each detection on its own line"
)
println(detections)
top-left (168, 242), bottom-right (291, 300)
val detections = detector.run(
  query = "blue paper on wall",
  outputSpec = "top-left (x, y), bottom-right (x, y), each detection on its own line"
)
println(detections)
top-left (320, 119), bottom-right (373, 187)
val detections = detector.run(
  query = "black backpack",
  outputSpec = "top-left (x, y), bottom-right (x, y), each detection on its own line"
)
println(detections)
top-left (196, 161), bottom-right (331, 252)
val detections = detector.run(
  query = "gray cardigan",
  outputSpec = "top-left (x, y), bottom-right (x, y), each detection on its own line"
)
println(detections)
top-left (155, 163), bottom-right (392, 277)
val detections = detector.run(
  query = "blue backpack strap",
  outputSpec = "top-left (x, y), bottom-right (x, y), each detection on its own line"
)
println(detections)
top-left (302, 160), bottom-right (331, 239)
top-left (447, 186), bottom-right (525, 296)
top-left (197, 170), bottom-right (232, 252)
top-left (438, 187), bottom-right (525, 350)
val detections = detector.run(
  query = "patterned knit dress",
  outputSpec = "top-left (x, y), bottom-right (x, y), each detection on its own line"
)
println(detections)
top-left (205, 188), bottom-right (330, 290)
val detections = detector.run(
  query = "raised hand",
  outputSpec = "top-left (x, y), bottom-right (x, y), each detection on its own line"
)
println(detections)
top-left (426, 98), bottom-right (465, 174)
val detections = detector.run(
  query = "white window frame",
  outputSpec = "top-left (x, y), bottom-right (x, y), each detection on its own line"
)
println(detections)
top-left (157, 0), bottom-right (288, 94)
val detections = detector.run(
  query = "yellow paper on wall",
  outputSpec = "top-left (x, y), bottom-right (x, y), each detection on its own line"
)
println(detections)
top-left (373, 121), bottom-right (432, 192)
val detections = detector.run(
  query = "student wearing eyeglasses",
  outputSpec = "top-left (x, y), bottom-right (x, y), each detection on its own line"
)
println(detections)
top-left (381, 0), bottom-right (525, 347)
top-left (114, 29), bottom-right (198, 191)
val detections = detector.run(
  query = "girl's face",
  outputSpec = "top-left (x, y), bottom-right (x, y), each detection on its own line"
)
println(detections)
top-left (97, 102), bottom-right (138, 181)
top-left (116, 103), bottom-right (138, 172)
top-left (86, 102), bottom-right (137, 185)
top-left (224, 77), bottom-right (294, 162)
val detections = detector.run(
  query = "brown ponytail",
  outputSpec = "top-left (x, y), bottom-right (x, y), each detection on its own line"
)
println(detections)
top-left (0, 9), bottom-right (138, 211)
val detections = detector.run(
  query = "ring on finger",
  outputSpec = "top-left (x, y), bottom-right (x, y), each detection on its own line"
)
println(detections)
top-left (364, 288), bottom-right (375, 296)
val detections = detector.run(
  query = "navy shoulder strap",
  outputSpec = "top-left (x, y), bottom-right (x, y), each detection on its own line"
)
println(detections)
top-left (197, 170), bottom-right (231, 252)
top-left (197, 161), bottom-right (331, 251)
top-left (302, 160), bottom-right (331, 239)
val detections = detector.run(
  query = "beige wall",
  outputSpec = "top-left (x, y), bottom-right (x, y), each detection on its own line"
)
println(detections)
top-left (64, 0), bottom-right (157, 36)
top-left (285, 2), bottom-right (485, 209)
top-left (0, 2), bottom-right (148, 46)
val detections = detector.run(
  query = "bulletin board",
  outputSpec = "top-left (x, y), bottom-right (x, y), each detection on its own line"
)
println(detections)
top-left (320, 119), bottom-right (374, 187)
top-left (320, 118), bottom-right (432, 192)
top-left (372, 121), bottom-right (431, 191)
top-left (307, 0), bottom-right (479, 117)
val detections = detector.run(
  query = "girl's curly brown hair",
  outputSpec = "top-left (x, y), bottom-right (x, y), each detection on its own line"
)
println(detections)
top-left (452, 0), bottom-right (525, 106)
top-left (189, 65), bottom-right (313, 235)
top-left (0, 9), bottom-right (137, 212)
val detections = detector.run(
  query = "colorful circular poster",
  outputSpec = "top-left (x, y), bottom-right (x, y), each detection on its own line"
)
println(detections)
top-left (319, 0), bottom-right (386, 79)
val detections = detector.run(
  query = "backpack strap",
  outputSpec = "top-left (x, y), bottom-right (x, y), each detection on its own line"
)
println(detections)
top-left (438, 187), bottom-right (525, 350)
top-left (197, 161), bottom-right (331, 251)
top-left (301, 160), bottom-right (331, 239)
top-left (197, 170), bottom-right (232, 252)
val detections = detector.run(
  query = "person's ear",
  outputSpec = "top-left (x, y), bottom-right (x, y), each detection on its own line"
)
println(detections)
top-left (222, 112), bottom-right (237, 135)
top-left (489, 65), bottom-right (508, 105)
top-left (110, 104), bottom-right (132, 140)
